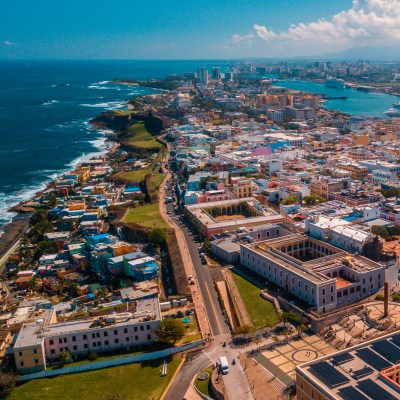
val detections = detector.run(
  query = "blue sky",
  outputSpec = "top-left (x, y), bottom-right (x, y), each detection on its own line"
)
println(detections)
top-left (1, 0), bottom-right (398, 59)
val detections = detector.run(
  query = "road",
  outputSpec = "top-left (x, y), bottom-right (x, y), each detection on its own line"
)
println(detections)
top-left (162, 172), bottom-right (253, 399)
top-left (164, 177), bottom-right (228, 337)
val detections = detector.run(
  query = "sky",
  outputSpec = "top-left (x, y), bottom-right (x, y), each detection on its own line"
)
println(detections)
top-left (1, 0), bottom-right (399, 60)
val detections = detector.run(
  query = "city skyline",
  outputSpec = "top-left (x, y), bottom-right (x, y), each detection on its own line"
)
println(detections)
top-left (2, 0), bottom-right (400, 60)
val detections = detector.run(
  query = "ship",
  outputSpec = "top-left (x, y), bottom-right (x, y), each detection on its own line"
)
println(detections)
top-left (384, 108), bottom-right (400, 117)
top-left (325, 77), bottom-right (345, 89)
top-left (393, 101), bottom-right (400, 109)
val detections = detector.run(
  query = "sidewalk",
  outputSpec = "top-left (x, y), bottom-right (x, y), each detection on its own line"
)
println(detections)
top-left (158, 143), bottom-right (212, 340)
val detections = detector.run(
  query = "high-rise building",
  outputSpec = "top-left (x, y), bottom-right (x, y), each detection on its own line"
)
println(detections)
top-left (224, 72), bottom-right (234, 82)
top-left (212, 67), bottom-right (221, 80)
top-left (198, 67), bottom-right (209, 84)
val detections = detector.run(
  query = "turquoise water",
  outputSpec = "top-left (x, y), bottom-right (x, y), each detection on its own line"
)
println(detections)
top-left (277, 80), bottom-right (395, 117)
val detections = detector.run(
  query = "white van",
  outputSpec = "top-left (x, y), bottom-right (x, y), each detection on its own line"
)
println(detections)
top-left (219, 356), bottom-right (229, 375)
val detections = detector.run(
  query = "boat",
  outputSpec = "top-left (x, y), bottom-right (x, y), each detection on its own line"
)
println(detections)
top-left (384, 108), bottom-right (400, 117)
top-left (325, 77), bottom-right (345, 89)
top-left (393, 101), bottom-right (400, 109)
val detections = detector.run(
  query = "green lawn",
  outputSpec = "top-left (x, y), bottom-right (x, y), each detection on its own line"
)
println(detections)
top-left (194, 368), bottom-right (216, 400)
top-left (8, 357), bottom-right (181, 400)
top-left (116, 166), bottom-right (153, 182)
top-left (124, 122), bottom-right (163, 149)
top-left (231, 270), bottom-right (279, 329)
top-left (123, 203), bottom-right (169, 229)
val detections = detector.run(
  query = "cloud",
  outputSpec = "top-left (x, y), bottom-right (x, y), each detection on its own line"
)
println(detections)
top-left (253, 25), bottom-right (276, 41)
top-left (232, 33), bottom-right (255, 47)
top-left (3, 41), bottom-right (16, 46)
top-left (235, 0), bottom-right (400, 51)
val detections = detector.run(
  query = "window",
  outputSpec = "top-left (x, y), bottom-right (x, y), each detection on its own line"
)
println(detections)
top-left (73, 345), bottom-right (77, 351)
top-left (337, 291), bottom-right (342, 298)
top-left (124, 328), bottom-right (128, 334)
top-left (33, 349), bottom-right (37, 354)
top-left (63, 338), bottom-right (67, 343)
top-left (103, 331), bottom-right (108, 337)
top-left (135, 336), bottom-right (139, 341)
top-left (134, 327), bottom-right (138, 332)
top-left (126, 337), bottom-right (129, 342)
top-left (115, 339), bottom-right (119, 344)
top-left (84, 344), bottom-right (88, 349)
top-left (322, 299), bottom-right (326, 304)
top-left (49, 339), bottom-right (54, 345)
top-left (20, 362), bottom-right (24, 367)
top-left (140, 326), bottom-right (144, 331)
top-left (97, 341), bottom-right (101, 346)
top-left (96, 333), bottom-right (100, 338)
top-left (114, 330), bottom-right (118, 335)
top-left (83, 334), bottom-right (87, 340)
top-left (18, 351), bottom-right (23, 357)
top-left (93, 343), bottom-right (97, 348)
top-left (147, 324), bottom-right (150, 330)
top-left (322, 288), bottom-right (326, 296)
top-left (104, 340), bottom-right (109, 346)
top-left (147, 334), bottom-right (151, 340)
top-left (72, 336), bottom-right (76, 342)
top-left (92, 333), bottom-right (96, 339)
top-left (51, 349), bottom-right (55, 354)
top-left (59, 338), bottom-right (63, 344)
top-left (330, 296), bottom-right (334, 302)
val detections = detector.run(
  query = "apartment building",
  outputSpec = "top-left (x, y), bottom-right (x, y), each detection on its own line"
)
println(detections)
top-left (14, 297), bottom-right (161, 374)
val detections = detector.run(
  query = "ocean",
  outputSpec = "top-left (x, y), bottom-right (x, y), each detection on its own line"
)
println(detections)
top-left (0, 60), bottom-right (395, 230)
top-left (0, 60), bottom-right (228, 230)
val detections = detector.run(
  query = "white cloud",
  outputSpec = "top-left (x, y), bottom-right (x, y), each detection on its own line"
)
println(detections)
top-left (3, 41), bottom-right (16, 46)
top-left (253, 24), bottom-right (276, 41)
top-left (235, 0), bottom-right (400, 51)
top-left (232, 33), bottom-right (255, 47)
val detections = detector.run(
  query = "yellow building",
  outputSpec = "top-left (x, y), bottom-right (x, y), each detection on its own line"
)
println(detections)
top-left (232, 178), bottom-right (253, 199)
top-left (337, 164), bottom-right (368, 180)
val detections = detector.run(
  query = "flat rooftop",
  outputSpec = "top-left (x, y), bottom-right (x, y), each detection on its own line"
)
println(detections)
top-left (14, 298), bottom-right (160, 349)
top-left (296, 332), bottom-right (400, 400)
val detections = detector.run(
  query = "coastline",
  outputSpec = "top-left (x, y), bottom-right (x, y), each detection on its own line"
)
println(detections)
top-left (0, 125), bottom-right (115, 261)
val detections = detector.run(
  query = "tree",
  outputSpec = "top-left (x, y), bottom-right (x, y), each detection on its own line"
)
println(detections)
top-left (280, 312), bottom-right (300, 327)
top-left (202, 239), bottom-right (211, 253)
top-left (362, 236), bottom-right (386, 261)
top-left (235, 324), bottom-right (256, 339)
top-left (303, 195), bottom-right (326, 206)
top-left (280, 195), bottom-right (298, 205)
top-left (148, 227), bottom-right (166, 245)
top-left (382, 188), bottom-right (400, 199)
top-left (48, 192), bottom-right (58, 208)
top-left (0, 372), bottom-right (16, 397)
top-left (370, 225), bottom-right (389, 238)
top-left (155, 318), bottom-right (185, 344)
top-left (59, 349), bottom-right (71, 365)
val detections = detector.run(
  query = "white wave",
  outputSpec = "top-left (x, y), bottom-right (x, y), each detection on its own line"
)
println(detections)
top-left (97, 81), bottom-right (111, 85)
top-left (42, 100), bottom-right (60, 106)
top-left (80, 101), bottom-right (126, 110)
top-left (0, 121), bottom-right (112, 232)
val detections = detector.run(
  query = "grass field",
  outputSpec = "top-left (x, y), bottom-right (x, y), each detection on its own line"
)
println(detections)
top-left (124, 122), bottom-right (163, 149)
top-left (123, 203), bottom-right (168, 229)
top-left (194, 367), bottom-right (216, 399)
top-left (8, 357), bottom-right (181, 400)
top-left (231, 270), bottom-right (279, 328)
top-left (117, 166), bottom-right (153, 182)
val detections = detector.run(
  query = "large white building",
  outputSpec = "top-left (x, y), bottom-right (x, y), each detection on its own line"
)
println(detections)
top-left (240, 234), bottom-right (384, 314)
